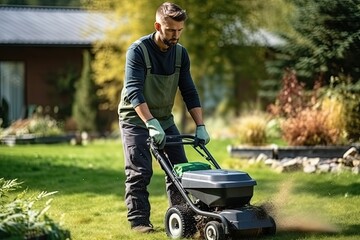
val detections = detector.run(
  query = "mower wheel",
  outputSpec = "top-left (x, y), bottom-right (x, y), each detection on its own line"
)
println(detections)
top-left (164, 205), bottom-right (196, 239)
top-left (204, 221), bottom-right (225, 240)
top-left (262, 216), bottom-right (276, 236)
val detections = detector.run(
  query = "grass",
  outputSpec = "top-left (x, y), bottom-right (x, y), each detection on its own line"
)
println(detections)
top-left (0, 138), bottom-right (359, 240)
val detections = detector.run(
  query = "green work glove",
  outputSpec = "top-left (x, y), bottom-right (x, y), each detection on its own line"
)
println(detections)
top-left (146, 118), bottom-right (166, 148)
top-left (195, 125), bottom-right (210, 145)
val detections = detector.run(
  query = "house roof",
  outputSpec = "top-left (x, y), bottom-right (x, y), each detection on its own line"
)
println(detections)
top-left (0, 5), bottom-right (283, 48)
top-left (0, 6), bottom-right (109, 46)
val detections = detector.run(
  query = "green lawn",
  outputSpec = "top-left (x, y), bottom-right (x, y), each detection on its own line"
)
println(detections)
top-left (0, 139), bottom-right (359, 240)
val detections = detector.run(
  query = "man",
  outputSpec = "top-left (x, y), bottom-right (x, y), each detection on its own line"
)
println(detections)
top-left (118, 2), bottom-right (210, 233)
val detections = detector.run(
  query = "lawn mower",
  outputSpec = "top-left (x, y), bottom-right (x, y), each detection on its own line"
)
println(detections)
top-left (150, 135), bottom-right (276, 240)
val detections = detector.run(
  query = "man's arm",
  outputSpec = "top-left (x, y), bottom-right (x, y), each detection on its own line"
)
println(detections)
top-left (189, 107), bottom-right (204, 126)
top-left (134, 102), bottom-right (153, 123)
top-left (135, 102), bottom-right (165, 147)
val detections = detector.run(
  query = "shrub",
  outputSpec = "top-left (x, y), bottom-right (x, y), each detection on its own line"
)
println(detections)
top-left (72, 50), bottom-right (98, 132)
top-left (0, 178), bottom-right (70, 240)
top-left (28, 116), bottom-right (64, 137)
top-left (268, 70), bottom-right (356, 145)
top-left (267, 69), bottom-right (307, 118)
top-left (266, 117), bottom-right (283, 142)
top-left (321, 97), bottom-right (347, 144)
top-left (0, 115), bottom-right (64, 139)
top-left (324, 76), bottom-right (360, 142)
top-left (233, 112), bottom-right (268, 146)
top-left (281, 108), bottom-right (341, 146)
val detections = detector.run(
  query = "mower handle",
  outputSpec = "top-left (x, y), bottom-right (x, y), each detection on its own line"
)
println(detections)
top-left (148, 135), bottom-right (228, 233)
top-left (149, 134), bottom-right (221, 169)
top-left (149, 134), bottom-right (205, 148)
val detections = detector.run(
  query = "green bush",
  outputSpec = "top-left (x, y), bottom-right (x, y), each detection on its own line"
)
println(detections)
top-left (0, 115), bottom-right (64, 139)
top-left (0, 178), bottom-right (70, 240)
top-left (72, 50), bottom-right (98, 132)
top-left (28, 116), bottom-right (64, 137)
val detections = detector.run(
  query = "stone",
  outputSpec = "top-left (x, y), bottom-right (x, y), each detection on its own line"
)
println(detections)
top-left (281, 158), bottom-right (303, 172)
top-left (343, 147), bottom-right (358, 158)
top-left (353, 160), bottom-right (360, 167)
top-left (264, 158), bottom-right (275, 166)
top-left (303, 157), bottom-right (320, 167)
top-left (256, 153), bottom-right (269, 162)
top-left (303, 165), bottom-right (316, 173)
top-left (317, 164), bottom-right (330, 173)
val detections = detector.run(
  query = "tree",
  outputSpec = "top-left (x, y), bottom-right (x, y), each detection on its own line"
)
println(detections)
top-left (85, 0), bottom-right (158, 111)
top-left (267, 0), bottom-right (360, 85)
top-left (264, 0), bottom-right (360, 141)
top-left (72, 50), bottom-right (98, 132)
top-left (86, 0), bottom-right (288, 117)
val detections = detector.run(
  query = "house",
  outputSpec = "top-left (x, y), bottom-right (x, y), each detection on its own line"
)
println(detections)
top-left (0, 5), bottom-right (284, 131)
top-left (0, 5), bottom-right (109, 128)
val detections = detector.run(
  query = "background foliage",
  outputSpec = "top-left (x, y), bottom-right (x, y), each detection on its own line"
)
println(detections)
top-left (267, 0), bottom-right (360, 85)
top-left (84, 0), bottom-right (289, 115)
top-left (1, 0), bottom-right (359, 143)
top-left (72, 50), bottom-right (98, 132)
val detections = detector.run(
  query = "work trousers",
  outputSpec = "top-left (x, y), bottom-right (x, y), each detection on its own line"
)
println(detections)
top-left (120, 122), bottom-right (187, 224)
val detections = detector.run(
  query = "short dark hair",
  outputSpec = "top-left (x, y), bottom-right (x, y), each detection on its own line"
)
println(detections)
top-left (156, 2), bottom-right (187, 22)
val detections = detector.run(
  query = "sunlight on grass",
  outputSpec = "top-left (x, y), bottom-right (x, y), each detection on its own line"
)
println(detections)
top-left (1, 139), bottom-right (359, 240)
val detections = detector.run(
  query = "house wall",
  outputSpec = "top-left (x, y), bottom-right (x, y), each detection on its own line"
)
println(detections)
top-left (0, 46), bottom-right (85, 108)
top-left (1, 45), bottom-right (117, 132)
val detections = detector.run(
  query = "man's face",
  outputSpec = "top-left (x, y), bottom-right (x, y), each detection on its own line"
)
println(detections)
top-left (156, 18), bottom-right (184, 47)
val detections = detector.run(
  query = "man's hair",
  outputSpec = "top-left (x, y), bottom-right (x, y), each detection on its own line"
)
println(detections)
top-left (156, 2), bottom-right (187, 22)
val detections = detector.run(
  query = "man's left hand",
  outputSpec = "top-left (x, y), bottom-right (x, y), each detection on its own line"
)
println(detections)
top-left (195, 125), bottom-right (210, 144)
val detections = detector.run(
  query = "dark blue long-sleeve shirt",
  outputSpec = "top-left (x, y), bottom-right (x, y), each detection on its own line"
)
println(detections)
top-left (124, 33), bottom-right (201, 110)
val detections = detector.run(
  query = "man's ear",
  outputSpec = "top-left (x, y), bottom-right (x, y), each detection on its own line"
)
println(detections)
top-left (154, 22), bottom-right (161, 31)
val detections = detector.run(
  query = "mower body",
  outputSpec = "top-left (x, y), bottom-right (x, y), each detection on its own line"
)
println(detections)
top-left (182, 169), bottom-right (274, 231)
top-left (150, 135), bottom-right (276, 239)
top-left (182, 169), bottom-right (256, 207)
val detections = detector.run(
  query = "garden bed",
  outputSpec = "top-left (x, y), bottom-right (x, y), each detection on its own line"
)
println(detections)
top-left (1, 134), bottom-right (76, 146)
top-left (229, 145), bottom-right (360, 159)
top-left (229, 145), bottom-right (360, 174)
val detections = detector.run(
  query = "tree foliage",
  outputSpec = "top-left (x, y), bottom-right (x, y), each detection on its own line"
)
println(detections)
top-left (268, 0), bottom-right (360, 85)
top-left (264, 0), bottom-right (360, 142)
top-left (85, 0), bottom-right (290, 115)
top-left (72, 50), bottom-right (98, 132)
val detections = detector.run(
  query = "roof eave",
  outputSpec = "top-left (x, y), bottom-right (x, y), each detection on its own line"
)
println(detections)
top-left (0, 43), bottom-right (94, 48)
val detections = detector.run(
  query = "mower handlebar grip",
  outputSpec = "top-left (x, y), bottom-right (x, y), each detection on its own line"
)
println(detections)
top-left (148, 134), bottom-right (203, 149)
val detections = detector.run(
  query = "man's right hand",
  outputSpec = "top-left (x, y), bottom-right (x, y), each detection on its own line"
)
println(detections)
top-left (146, 118), bottom-right (165, 148)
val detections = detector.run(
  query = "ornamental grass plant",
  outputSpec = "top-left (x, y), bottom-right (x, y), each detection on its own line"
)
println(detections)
top-left (233, 112), bottom-right (269, 146)
top-left (0, 178), bottom-right (70, 240)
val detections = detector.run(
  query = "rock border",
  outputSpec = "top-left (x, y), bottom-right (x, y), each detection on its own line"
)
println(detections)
top-left (229, 145), bottom-right (360, 174)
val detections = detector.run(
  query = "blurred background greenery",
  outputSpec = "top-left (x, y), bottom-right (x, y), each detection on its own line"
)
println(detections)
top-left (0, 0), bottom-right (359, 146)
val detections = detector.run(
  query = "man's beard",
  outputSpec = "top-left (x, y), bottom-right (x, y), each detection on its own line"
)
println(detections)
top-left (162, 37), bottom-right (178, 47)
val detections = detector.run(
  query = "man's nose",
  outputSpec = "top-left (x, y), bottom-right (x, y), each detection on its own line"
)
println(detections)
top-left (174, 30), bottom-right (180, 38)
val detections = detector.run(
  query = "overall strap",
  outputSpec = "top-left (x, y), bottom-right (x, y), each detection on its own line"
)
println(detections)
top-left (135, 40), bottom-right (151, 75)
top-left (175, 44), bottom-right (182, 73)
top-left (135, 40), bottom-right (182, 75)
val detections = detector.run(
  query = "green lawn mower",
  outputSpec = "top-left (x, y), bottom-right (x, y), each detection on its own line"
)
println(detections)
top-left (150, 135), bottom-right (276, 240)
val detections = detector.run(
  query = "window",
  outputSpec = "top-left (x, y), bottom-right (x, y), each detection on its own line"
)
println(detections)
top-left (0, 61), bottom-right (25, 126)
